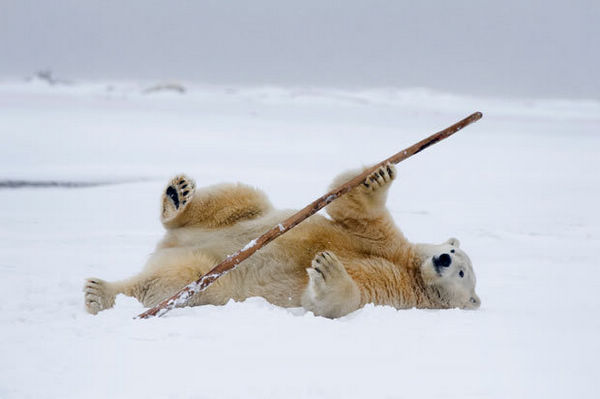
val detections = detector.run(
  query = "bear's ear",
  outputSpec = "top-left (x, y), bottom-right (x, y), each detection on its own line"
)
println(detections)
top-left (446, 237), bottom-right (460, 247)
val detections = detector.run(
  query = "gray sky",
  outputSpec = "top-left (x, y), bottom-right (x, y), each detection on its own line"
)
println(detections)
top-left (1, 0), bottom-right (599, 99)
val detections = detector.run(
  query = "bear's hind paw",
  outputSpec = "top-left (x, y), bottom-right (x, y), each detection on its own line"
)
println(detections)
top-left (162, 175), bottom-right (196, 222)
top-left (84, 278), bottom-right (116, 315)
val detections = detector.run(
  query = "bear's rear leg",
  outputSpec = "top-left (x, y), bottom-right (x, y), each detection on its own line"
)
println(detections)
top-left (161, 175), bottom-right (273, 230)
top-left (161, 174), bottom-right (196, 228)
top-left (84, 275), bottom-right (158, 314)
top-left (84, 278), bottom-right (118, 314)
top-left (83, 249), bottom-right (238, 314)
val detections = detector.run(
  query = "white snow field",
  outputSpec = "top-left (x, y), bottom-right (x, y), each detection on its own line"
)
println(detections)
top-left (1, 81), bottom-right (599, 398)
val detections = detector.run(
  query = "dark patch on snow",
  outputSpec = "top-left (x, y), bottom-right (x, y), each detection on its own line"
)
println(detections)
top-left (1, 180), bottom-right (123, 189)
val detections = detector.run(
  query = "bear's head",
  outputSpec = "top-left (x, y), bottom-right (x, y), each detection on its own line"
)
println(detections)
top-left (418, 238), bottom-right (480, 309)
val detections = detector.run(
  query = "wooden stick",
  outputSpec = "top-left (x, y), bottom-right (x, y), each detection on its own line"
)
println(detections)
top-left (136, 112), bottom-right (483, 319)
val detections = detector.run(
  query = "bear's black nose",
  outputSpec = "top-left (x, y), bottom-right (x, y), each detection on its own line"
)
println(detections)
top-left (434, 253), bottom-right (452, 267)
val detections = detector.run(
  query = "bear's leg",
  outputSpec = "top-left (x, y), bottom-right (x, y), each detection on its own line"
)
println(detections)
top-left (84, 277), bottom-right (120, 314)
top-left (325, 164), bottom-right (406, 252)
top-left (301, 251), bottom-right (361, 318)
top-left (161, 175), bottom-right (273, 229)
top-left (83, 276), bottom-right (164, 314)
top-left (84, 250), bottom-right (234, 314)
top-left (326, 163), bottom-right (396, 223)
top-left (161, 174), bottom-right (196, 228)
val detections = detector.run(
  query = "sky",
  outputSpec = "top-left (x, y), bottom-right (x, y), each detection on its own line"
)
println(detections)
top-left (1, 0), bottom-right (599, 99)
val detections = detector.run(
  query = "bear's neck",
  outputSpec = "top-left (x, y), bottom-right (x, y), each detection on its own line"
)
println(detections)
top-left (349, 244), bottom-right (447, 309)
top-left (402, 248), bottom-right (450, 309)
top-left (412, 244), bottom-right (454, 309)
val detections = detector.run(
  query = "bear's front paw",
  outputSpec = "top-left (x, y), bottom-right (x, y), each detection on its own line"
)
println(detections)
top-left (302, 251), bottom-right (361, 318)
top-left (361, 162), bottom-right (396, 192)
top-left (307, 251), bottom-right (347, 284)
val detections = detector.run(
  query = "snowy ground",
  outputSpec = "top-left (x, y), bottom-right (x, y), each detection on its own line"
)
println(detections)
top-left (1, 80), bottom-right (599, 398)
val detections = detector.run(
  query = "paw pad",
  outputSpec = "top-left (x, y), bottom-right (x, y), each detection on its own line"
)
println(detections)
top-left (162, 175), bottom-right (196, 221)
top-left (307, 251), bottom-right (345, 282)
top-left (167, 176), bottom-right (195, 209)
top-left (362, 163), bottom-right (396, 191)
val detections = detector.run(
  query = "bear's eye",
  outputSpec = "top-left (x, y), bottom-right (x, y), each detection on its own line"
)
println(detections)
top-left (459, 270), bottom-right (464, 278)
top-left (451, 249), bottom-right (455, 253)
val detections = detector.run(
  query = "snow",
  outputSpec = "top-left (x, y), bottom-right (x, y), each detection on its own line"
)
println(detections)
top-left (242, 239), bottom-right (258, 251)
top-left (1, 81), bottom-right (599, 398)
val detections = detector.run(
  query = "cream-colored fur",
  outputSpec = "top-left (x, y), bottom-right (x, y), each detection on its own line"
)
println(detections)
top-left (84, 164), bottom-right (480, 318)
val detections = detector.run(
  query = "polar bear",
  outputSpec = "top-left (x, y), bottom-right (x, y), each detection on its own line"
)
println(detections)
top-left (84, 164), bottom-right (480, 318)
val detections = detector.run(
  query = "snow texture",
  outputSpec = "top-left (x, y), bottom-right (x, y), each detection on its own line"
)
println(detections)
top-left (1, 81), bottom-right (599, 398)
